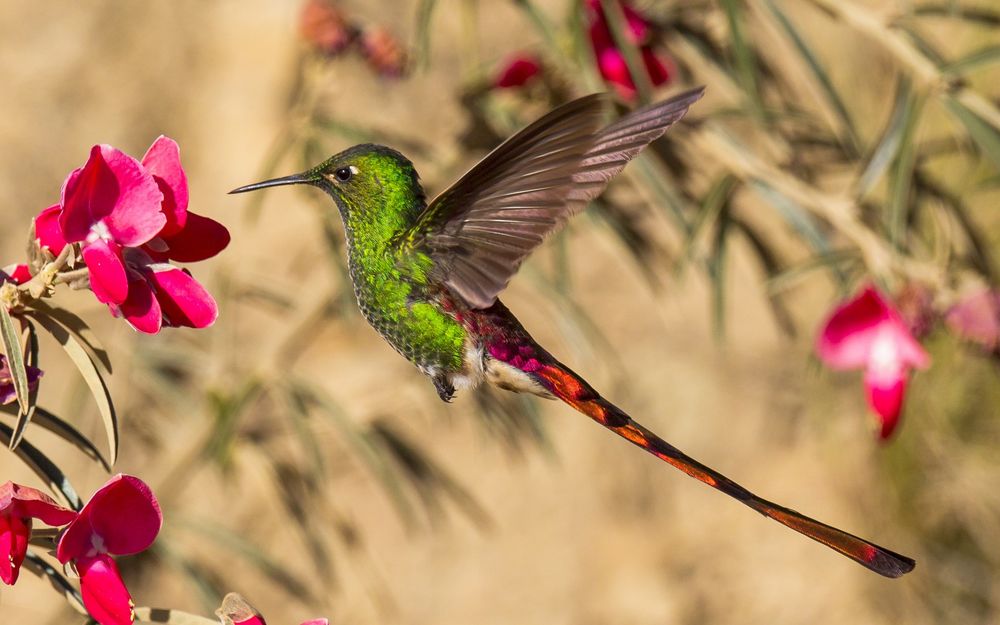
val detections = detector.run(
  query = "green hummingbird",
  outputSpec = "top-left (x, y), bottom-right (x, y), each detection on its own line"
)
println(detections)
top-left (231, 88), bottom-right (914, 578)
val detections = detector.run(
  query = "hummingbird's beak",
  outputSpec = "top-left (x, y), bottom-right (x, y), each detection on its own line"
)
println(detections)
top-left (228, 172), bottom-right (315, 194)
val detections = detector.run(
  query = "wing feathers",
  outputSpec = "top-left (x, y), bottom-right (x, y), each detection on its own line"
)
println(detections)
top-left (414, 87), bottom-right (704, 308)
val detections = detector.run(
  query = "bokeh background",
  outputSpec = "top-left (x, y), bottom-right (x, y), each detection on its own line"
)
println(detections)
top-left (2, 1), bottom-right (1000, 624)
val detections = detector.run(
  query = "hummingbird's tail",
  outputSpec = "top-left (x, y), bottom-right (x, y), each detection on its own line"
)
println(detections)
top-left (507, 351), bottom-right (915, 578)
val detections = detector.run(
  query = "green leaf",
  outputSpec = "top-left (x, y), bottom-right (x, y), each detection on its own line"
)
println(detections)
top-left (750, 179), bottom-right (848, 286)
top-left (707, 200), bottom-right (731, 341)
top-left (942, 45), bottom-right (1000, 76)
top-left (38, 406), bottom-right (112, 471)
top-left (857, 77), bottom-right (916, 198)
top-left (0, 304), bottom-right (30, 418)
top-left (888, 92), bottom-right (925, 247)
top-left (28, 311), bottom-right (118, 466)
top-left (760, 0), bottom-right (860, 153)
top-left (944, 97), bottom-right (1000, 172)
top-left (135, 608), bottom-right (219, 625)
top-left (720, 0), bottom-right (764, 119)
top-left (27, 301), bottom-right (111, 372)
top-left (412, 0), bottom-right (438, 71)
top-left (0, 421), bottom-right (82, 509)
top-left (676, 175), bottom-right (738, 274)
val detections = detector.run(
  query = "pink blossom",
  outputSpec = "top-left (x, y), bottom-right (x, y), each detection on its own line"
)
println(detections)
top-left (0, 481), bottom-right (77, 585)
top-left (59, 145), bottom-right (166, 305)
top-left (945, 288), bottom-right (1000, 352)
top-left (56, 474), bottom-right (162, 625)
top-left (493, 54), bottom-right (542, 89)
top-left (0, 354), bottom-right (43, 406)
top-left (584, 0), bottom-right (672, 100)
top-left (816, 285), bottom-right (931, 439)
top-left (35, 137), bottom-right (227, 334)
top-left (0, 263), bottom-right (32, 285)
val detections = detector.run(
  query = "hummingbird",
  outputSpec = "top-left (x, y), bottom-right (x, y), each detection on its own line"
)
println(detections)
top-left (231, 88), bottom-right (914, 578)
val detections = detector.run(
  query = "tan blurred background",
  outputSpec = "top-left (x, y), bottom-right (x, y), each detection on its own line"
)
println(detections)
top-left (2, 1), bottom-right (999, 624)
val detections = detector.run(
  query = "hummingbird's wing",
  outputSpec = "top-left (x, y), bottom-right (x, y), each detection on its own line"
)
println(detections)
top-left (409, 87), bottom-right (705, 309)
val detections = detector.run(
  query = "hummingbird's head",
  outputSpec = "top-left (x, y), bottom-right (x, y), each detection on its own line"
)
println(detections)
top-left (230, 143), bottom-right (426, 226)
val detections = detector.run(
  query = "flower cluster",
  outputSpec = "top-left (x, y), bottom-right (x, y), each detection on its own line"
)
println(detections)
top-left (299, 0), bottom-right (406, 77)
top-left (1, 475), bottom-right (161, 625)
top-left (34, 136), bottom-right (229, 334)
top-left (584, 0), bottom-right (673, 100)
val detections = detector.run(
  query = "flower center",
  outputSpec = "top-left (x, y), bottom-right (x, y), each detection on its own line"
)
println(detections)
top-left (86, 221), bottom-right (112, 244)
top-left (88, 533), bottom-right (107, 557)
top-left (868, 331), bottom-right (903, 377)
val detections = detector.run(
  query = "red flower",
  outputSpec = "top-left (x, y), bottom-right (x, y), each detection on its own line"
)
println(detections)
top-left (56, 475), bottom-right (162, 625)
top-left (0, 263), bottom-right (32, 285)
top-left (216, 593), bottom-right (328, 625)
top-left (816, 285), bottom-right (931, 439)
top-left (493, 54), bottom-right (542, 89)
top-left (584, 0), bottom-right (672, 100)
top-left (358, 26), bottom-right (407, 77)
top-left (36, 137), bottom-right (227, 334)
top-left (0, 481), bottom-right (77, 585)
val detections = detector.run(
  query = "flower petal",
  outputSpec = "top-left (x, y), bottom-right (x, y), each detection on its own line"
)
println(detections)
top-left (159, 212), bottom-right (230, 263)
top-left (641, 47), bottom-right (672, 87)
top-left (58, 475), bottom-right (161, 561)
top-left (33, 205), bottom-right (68, 256)
top-left (82, 239), bottom-right (129, 305)
top-left (147, 266), bottom-right (218, 329)
top-left (141, 136), bottom-right (189, 237)
top-left (60, 145), bottom-right (165, 247)
top-left (816, 285), bottom-right (922, 370)
top-left (864, 367), bottom-right (907, 440)
top-left (0, 514), bottom-right (30, 585)
top-left (119, 273), bottom-right (163, 334)
top-left (0, 481), bottom-right (77, 527)
top-left (494, 54), bottom-right (542, 89)
top-left (78, 554), bottom-right (135, 625)
top-left (945, 288), bottom-right (1000, 351)
top-left (300, 620), bottom-right (329, 625)
top-left (1, 263), bottom-right (33, 285)
top-left (596, 47), bottom-right (637, 99)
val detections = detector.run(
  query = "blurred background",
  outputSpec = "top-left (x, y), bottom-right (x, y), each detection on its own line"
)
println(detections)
top-left (2, 1), bottom-right (1000, 624)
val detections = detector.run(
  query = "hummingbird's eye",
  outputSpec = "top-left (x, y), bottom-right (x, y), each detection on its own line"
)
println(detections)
top-left (334, 167), bottom-right (354, 182)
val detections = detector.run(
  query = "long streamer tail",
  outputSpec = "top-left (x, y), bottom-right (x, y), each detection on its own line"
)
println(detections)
top-left (522, 355), bottom-right (915, 578)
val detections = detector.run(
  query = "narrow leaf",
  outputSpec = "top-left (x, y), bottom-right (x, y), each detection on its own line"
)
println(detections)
top-left (33, 405), bottom-right (111, 471)
top-left (28, 312), bottom-right (118, 465)
top-left (720, 0), bottom-right (764, 118)
top-left (942, 46), bottom-right (1000, 76)
top-left (888, 92), bottom-right (925, 247)
top-left (676, 175), bottom-right (738, 273)
top-left (0, 422), bottom-right (82, 509)
top-left (28, 301), bottom-right (111, 372)
top-left (0, 303), bottom-right (30, 416)
top-left (760, 0), bottom-right (860, 152)
top-left (944, 97), bottom-right (1000, 172)
top-left (135, 607), bottom-right (219, 625)
top-left (412, 0), bottom-right (438, 71)
top-left (857, 77), bottom-right (915, 198)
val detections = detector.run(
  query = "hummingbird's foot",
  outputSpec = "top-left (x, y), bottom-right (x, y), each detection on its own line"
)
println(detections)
top-left (432, 375), bottom-right (456, 403)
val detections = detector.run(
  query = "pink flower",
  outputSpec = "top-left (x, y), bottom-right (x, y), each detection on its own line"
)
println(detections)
top-left (584, 0), bottom-right (672, 100)
top-left (0, 263), bottom-right (32, 285)
top-left (817, 285), bottom-right (931, 439)
top-left (56, 475), bottom-right (162, 625)
top-left (945, 288), bottom-right (1000, 352)
top-left (36, 137), bottom-right (227, 334)
top-left (216, 593), bottom-right (328, 625)
top-left (493, 54), bottom-right (542, 89)
top-left (59, 145), bottom-right (166, 305)
top-left (0, 354), bottom-right (43, 406)
top-left (0, 482), bottom-right (77, 585)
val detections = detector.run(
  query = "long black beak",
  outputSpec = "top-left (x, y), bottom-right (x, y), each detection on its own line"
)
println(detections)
top-left (228, 172), bottom-right (314, 194)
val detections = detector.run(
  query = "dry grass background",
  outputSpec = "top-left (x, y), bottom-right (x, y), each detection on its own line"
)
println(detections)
top-left (1, 1), bottom-right (999, 624)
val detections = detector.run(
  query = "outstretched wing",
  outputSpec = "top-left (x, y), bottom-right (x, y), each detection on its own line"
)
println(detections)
top-left (410, 87), bottom-right (705, 309)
